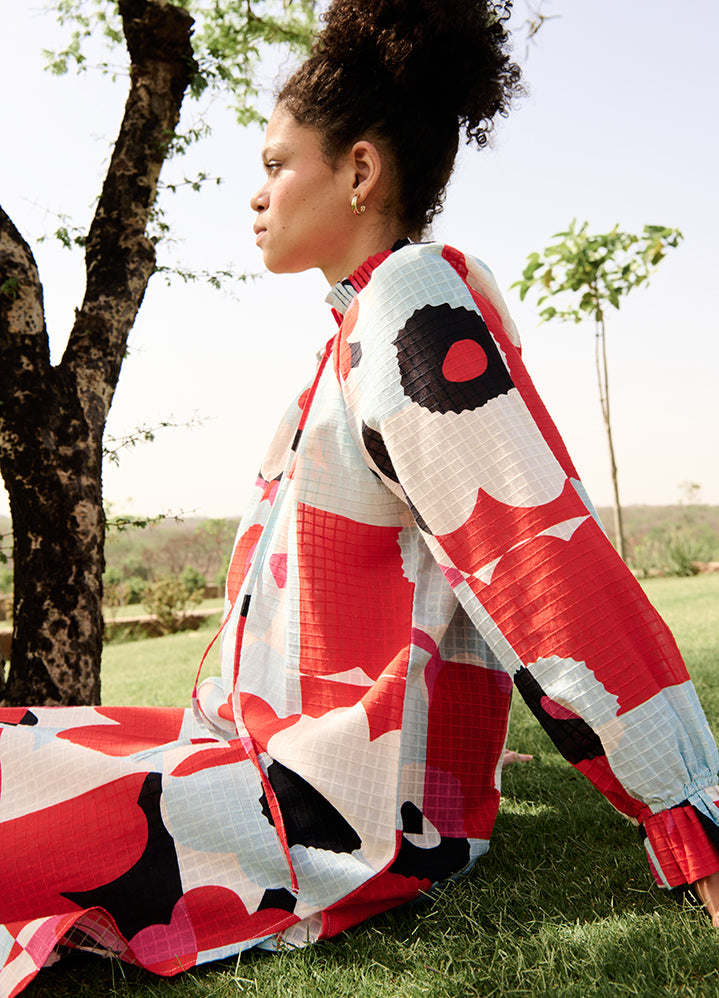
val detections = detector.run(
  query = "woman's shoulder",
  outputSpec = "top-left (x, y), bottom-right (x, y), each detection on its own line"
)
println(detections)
top-left (375, 240), bottom-right (493, 286)
top-left (367, 241), bottom-right (520, 350)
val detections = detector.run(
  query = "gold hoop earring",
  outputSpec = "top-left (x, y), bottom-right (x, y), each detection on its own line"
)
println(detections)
top-left (351, 193), bottom-right (366, 216)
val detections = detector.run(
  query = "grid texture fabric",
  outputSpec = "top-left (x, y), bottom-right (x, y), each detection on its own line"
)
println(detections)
top-left (1, 242), bottom-right (718, 996)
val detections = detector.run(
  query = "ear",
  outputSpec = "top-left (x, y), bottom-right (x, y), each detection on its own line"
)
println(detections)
top-left (349, 139), bottom-right (384, 202)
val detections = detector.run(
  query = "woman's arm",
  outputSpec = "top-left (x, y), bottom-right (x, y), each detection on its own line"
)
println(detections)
top-left (339, 242), bottom-right (719, 895)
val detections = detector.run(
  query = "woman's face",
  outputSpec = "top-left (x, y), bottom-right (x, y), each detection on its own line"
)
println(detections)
top-left (250, 106), bottom-right (358, 282)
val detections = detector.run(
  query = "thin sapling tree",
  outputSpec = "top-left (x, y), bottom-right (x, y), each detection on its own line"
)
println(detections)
top-left (513, 220), bottom-right (683, 561)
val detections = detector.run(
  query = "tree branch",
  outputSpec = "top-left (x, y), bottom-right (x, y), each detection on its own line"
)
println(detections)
top-left (0, 209), bottom-right (51, 464)
top-left (61, 0), bottom-right (197, 420)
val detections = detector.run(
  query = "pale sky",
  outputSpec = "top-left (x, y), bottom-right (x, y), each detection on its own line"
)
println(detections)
top-left (1, 1), bottom-right (717, 521)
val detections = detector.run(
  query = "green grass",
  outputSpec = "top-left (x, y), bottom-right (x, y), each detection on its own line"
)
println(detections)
top-left (23, 575), bottom-right (719, 998)
top-left (101, 613), bottom-right (224, 706)
top-left (643, 573), bottom-right (719, 728)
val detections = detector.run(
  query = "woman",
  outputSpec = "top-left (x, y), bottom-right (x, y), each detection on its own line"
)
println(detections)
top-left (1, 1), bottom-right (718, 994)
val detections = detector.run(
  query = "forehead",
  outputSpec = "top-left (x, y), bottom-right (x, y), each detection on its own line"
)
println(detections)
top-left (262, 106), bottom-right (323, 161)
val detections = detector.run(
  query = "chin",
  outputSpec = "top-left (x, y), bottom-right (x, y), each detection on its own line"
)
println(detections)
top-left (262, 253), bottom-right (289, 274)
top-left (266, 259), bottom-right (314, 277)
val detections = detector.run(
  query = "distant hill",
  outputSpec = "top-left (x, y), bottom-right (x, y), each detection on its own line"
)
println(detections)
top-left (595, 504), bottom-right (719, 548)
top-left (1, 507), bottom-right (718, 585)
top-left (3, 506), bottom-right (719, 546)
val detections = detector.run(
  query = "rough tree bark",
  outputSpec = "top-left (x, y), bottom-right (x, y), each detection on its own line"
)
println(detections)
top-left (0, 0), bottom-right (196, 705)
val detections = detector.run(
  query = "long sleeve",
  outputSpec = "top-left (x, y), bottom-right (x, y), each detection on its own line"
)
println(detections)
top-left (336, 242), bottom-right (719, 888)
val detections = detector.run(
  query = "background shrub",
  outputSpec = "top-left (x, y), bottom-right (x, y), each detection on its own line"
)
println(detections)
top-left (142, 574), bottom-right (204, 634)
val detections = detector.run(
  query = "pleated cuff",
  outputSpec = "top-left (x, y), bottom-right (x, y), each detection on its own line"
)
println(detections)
top-left (642, 787), bottom-right (719, 888)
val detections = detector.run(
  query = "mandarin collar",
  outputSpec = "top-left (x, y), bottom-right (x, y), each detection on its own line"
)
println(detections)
top-left (325, 239), bottom-right (410, 317)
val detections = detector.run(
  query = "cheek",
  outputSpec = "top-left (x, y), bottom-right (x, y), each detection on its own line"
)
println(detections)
top-left (275, 188), bottom-right (304, 231)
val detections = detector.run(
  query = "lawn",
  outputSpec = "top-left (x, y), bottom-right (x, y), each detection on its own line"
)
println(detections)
top-left (101, 608), bottom-right (225, 706)
top-left (24, 574), bottom-right (719, 998)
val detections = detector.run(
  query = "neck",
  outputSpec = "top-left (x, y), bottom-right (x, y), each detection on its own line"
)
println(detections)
top-left (321, 220), bottom-right (408, 286)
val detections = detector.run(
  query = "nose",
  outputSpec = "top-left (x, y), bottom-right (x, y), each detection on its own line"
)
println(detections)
top-left (250, 185), bottom-right (267, 213)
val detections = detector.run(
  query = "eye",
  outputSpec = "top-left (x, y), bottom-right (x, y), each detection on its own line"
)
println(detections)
top-left (264, 161), bottom-right (281, 175)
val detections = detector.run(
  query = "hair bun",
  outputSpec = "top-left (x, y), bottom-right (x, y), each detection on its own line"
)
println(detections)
top-left (317, 0), bottom-right (520, 137)
top-left (278, 1), bottom-right (522, 234)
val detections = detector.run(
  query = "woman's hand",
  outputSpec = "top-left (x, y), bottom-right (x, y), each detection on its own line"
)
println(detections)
top-left (502, 750), bottom-right (533, 767)
top-left (692, 871), bottom-right (719, 926)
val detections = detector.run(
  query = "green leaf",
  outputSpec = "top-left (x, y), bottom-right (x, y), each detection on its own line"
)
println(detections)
top-left (0, 277), bottom-right (21, 300)
top-left (539, 305), bottom-right (557, 321)
top-left (517, 220), bottom-right (682, 326)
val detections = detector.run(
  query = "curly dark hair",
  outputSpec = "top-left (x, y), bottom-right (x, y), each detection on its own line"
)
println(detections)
top-left (277, 0), bottom-right (523, 236)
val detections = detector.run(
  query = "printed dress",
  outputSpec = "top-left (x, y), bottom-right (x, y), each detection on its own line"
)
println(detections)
top-left (1, 242), bottom-right (718, 996)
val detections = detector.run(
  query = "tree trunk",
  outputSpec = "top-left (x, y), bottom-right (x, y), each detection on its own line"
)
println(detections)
top-left (0, 0), bottom-right (196, 705)
top-left (2, 370), bottom-right (105, 704)
top-left (594, 314), bottom-right (626, 561)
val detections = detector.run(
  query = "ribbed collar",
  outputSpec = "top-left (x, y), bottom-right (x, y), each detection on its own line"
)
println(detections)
top-left (325, 239), bottom-right (410, 316)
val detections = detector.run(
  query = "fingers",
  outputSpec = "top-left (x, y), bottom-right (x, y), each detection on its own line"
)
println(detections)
top-left (502, 750), bottom-right (534, 767)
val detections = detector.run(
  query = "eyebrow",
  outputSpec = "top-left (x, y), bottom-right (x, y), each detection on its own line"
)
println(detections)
top-left (261, 142), bottom-right (290, 163)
